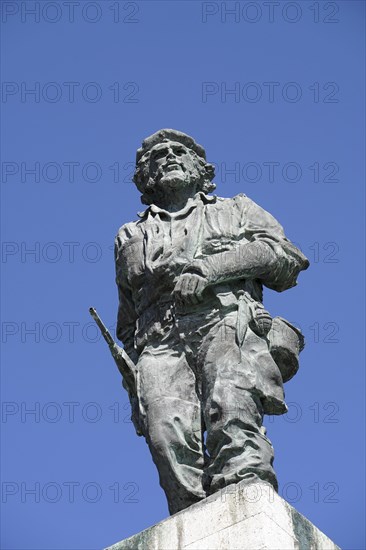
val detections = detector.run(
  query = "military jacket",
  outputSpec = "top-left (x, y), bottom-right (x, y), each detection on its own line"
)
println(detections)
top-left (114, 193), bottom-right (309, 359)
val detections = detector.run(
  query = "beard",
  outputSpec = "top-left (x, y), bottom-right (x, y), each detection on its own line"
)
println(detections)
top-left (141, 157), bottom-right (206, 205)
top-left (158, 169), bottom-right (190, 189)
top-left (155, 160), bottom-right (202, 190)
top-left (144, 170), bottom-right (199, 206)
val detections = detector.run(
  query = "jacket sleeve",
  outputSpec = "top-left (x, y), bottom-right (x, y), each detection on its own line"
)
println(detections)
top-left (240, 195), bottom-right (309, 292)
top-left (114, 230), bottom-right (138, 357)
top-left (184, 194), bottom-right (309, 293)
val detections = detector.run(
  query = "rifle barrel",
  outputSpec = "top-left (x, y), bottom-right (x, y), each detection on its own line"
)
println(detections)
top-left (89, 307), bottom-right (114, 347)
top-left (89, 306), bottom-right (137, 400)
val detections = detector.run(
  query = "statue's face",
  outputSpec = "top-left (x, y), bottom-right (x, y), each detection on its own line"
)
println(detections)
top-left (148, 140), bottom-right (200, 192)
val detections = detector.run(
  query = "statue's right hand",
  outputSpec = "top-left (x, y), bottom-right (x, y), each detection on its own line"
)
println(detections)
top-left (173, 272), bottom-right (208, 306)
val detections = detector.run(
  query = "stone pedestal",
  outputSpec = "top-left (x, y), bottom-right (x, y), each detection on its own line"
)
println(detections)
top-left (106, 482), bottom-right (340, 550)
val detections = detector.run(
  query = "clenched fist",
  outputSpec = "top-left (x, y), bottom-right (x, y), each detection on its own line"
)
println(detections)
top-left (173, 272), bottom-right (209, 306)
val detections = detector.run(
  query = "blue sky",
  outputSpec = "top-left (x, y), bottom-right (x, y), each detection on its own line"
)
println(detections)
top-left (1, 1), bottom-right (365, 549)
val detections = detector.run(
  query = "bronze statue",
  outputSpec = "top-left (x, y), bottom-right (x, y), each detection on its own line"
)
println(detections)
top-left (99, 129), bottom-right (309, 515)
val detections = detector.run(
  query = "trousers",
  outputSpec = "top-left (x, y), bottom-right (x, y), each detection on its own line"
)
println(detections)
top-left (135, 306), bottom-right (278, 515)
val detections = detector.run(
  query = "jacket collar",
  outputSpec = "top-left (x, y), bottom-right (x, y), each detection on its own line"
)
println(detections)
top-left (137, 192), bottom-right (216, 219)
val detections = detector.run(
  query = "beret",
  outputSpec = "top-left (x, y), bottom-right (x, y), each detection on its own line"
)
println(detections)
top-left (136, 129), bottom-right (206, 164)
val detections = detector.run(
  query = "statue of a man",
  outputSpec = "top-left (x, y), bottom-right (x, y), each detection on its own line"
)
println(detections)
top-left (114, 129), bottom-right (309, 515)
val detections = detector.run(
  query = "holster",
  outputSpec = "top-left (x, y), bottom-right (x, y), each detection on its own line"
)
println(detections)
top-left (268, 317), bottom-right (305, 383)
top-left (236, 291), bottom-right (304, 383)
